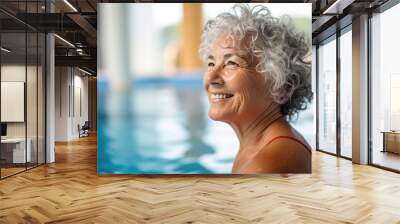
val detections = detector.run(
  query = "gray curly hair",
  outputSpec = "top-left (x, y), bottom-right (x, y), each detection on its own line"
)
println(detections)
top-left (199, 4), bottom-right (313, 120)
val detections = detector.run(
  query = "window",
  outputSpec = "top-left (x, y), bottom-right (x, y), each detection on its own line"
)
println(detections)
top-left (339, 28), bottom-right (352, 158)
top-left (371, 3), bottom-right (400, 171)
top-left (0, 1), bottom-right (47, 179)
top-left (317, 36), bottom-right (337, 154)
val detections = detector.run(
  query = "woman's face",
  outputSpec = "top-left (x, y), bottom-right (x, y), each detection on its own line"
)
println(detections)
top-left (203, 34), bottom-right (273, 123)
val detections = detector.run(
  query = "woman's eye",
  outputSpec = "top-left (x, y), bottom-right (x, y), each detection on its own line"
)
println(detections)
top-left (207, 62), bottom-right (215, 67)
top-left (226, 61), bottom-right (239, 67)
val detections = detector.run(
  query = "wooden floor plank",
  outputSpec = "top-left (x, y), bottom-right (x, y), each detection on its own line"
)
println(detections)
top-left (0, 135), bottom-right (400, 223)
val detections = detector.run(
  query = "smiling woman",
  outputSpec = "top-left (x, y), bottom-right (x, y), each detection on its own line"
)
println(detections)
top-left (199, 4), bottom-right (312, 174)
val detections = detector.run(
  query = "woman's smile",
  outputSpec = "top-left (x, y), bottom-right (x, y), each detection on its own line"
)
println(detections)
top-left (209, 93), bottom-right (234, 102)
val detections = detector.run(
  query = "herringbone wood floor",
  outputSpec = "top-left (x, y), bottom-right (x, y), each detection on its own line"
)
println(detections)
top-left (1, 135), bottom-right (400, 224)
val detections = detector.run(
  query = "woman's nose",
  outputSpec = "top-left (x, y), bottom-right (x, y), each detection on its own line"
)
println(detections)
top-left (206, 67), bottom-right (224, 87)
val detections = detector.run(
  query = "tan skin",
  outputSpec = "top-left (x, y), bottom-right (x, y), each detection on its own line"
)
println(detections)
top-left (203, 34), bottom-right (311, 174)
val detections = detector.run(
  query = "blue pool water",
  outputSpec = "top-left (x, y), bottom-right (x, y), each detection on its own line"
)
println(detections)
top-left (98, 77), bottom-right (314, 174)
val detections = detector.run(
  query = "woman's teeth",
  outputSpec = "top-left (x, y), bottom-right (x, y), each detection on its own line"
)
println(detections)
top-left (211, 93), bottom-right (234, 100)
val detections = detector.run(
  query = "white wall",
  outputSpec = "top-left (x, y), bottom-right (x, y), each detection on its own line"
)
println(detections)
top-left (55, 67), bottom-right (89, 141)
top-left (72, 73), bottom-right (89, 138)
top-left (55, 66), bottom-right (69, 141)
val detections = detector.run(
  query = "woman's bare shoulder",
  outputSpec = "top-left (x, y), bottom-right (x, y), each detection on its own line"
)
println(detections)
top-left (240, 138), bottom-right (311, 174)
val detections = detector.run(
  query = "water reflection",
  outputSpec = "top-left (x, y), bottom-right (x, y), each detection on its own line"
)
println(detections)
top-left (99, 81), bottom-right (227, 174)
top-left (174, 85), bottom-right (215, 173)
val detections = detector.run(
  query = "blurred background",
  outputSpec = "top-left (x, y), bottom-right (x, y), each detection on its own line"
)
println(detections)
top-left (98, 3), bottom-right (313, 174)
